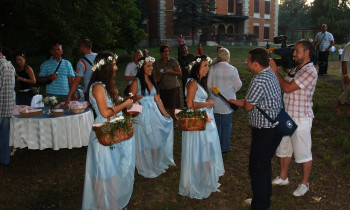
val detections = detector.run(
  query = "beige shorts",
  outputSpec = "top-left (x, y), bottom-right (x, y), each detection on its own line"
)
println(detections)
top-left (276, 117), bottom-right (313, 163)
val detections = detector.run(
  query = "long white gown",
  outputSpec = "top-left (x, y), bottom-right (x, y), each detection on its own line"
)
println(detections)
top-left (134, 79), bottom-right (175, 178)
top-left (82, 82), bottom-right (135, 210)
top-left (179, 79), bottom-right (225, 199)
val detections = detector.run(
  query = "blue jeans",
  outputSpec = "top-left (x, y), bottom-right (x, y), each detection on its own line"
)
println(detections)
top-left (214, 112), bottom-right (234, 152)
top-left (0, 117), bottom-right (11, 165)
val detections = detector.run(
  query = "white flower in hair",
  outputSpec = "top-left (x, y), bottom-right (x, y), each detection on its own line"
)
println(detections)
top-left (137, 56), bottom-right (156, 69)
top-left (91, 54), bottom-right (118, 72)
top-left (188, 56), bottom-right (213, 72)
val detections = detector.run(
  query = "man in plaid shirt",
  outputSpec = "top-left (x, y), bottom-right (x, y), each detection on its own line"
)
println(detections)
top-left (0, 43), bottom-right (15, 165)
top-left (230, 48), bottom-right (283, 209)
top-left (270, 40), bottom-right (318, 197)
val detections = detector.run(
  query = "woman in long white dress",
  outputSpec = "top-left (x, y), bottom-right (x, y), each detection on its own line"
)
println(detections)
top-left (130, 56), bottom-right (175, 178)
top-left (82, 52), bottom-right (135, 210)
top-left (179, 55), bottom-right (225, 199)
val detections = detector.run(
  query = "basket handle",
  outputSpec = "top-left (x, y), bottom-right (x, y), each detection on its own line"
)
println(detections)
top-left (107, 107), bottom-right (118, 122)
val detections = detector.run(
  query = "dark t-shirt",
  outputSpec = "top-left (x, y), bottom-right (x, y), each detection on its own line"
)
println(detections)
top-left (178, 53), bottom-right (195, 81)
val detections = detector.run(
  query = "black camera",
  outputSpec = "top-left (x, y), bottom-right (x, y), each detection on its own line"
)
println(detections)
top-left (271, 35), bottom-right (296, 71)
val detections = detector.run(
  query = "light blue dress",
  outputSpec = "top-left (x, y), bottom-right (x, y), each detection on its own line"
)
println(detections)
top-left (82, 82), bottom-right (135, 210)
top-left (179, 79), bottom-right (225, 199)
top-left (134, 79), bottom-right (175, 178)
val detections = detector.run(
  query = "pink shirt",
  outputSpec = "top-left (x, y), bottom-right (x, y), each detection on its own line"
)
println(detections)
top-left (283, 63), bottom-right (318, 119)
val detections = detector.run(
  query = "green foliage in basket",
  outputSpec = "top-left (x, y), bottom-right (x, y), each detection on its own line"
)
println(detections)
top-left (97, 114), bottom-right (133, 140)
top-left (176, 109), bottom-right (208, 121)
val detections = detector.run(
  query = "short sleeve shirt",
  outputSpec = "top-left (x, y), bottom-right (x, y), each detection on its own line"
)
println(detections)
top-left (154, 57), bottom-right (180, 89)
top-left (315, 31), bottom-right (334, 52)
top-left (39, 57), bottom-right (75, 95)
top-left (76, 53), bottom-right (97, 91)
top-left (341, 42), bottom-right (350, 79)
top-left (283, 63), bottom-right (318, 118)
top-left (124, 62), bottom-right (137, 85)
top-left (246, 68), bottom-right (282, 128)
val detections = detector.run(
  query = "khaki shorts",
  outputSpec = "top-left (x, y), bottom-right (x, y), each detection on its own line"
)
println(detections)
top-left (276, 117), bottom-right (313, 163)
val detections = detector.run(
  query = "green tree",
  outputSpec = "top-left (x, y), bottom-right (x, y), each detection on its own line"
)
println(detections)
top-left (0, 0), bottom-right (146, 57)
top-left (173, 0), bottom-right (217, 46)
top-left (278, 0), bottom-right (312, 27)
top-left (310, 0), bottom-right (350, 43)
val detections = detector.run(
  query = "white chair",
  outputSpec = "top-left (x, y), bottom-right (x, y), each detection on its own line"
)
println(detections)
top-left (31, 95), bottom-right (44, 107)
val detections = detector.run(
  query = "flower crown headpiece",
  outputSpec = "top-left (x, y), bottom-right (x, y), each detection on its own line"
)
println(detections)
top-left (91, 54), bottom-right (118, 72)
top-left (137, 56), bottom-right (156, 69)
top-left (188, 56), bottom-right (213, 71)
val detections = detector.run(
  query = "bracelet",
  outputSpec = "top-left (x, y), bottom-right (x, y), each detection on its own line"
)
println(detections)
top-left (344, 74), bottom-right (348, 77)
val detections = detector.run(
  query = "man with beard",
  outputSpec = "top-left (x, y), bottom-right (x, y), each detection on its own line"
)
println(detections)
top-left (270, 40), bottom-right (318, 197)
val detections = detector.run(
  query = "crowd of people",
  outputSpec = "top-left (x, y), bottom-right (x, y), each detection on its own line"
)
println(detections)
top-left (1, 28), bottom-right (350, 208)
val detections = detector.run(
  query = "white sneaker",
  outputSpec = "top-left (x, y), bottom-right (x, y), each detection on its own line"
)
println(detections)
top-left (244, 198), bottom-right (252, 205)
top-left (293, 184), bottom-right (309, 196)
top-left (272, 176), bottom-right (289, 185)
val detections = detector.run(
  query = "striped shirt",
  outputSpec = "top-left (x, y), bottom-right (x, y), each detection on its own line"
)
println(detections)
top-left (0, 56), bottom-right (15, 117)
top-left (246, 68), bottom-right (282, 128)
top-left (39, 57), bottom-right (75, 95)
top-left (283, 63), bottom-right (318, 118)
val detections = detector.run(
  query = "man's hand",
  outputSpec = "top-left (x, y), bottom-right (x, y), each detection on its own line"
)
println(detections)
top-left (49, 74), bottom-right (58, 81)
top-left (228, 99), bottom-right (245, 107)
top-left (344, 76), bottom-right (350, 85)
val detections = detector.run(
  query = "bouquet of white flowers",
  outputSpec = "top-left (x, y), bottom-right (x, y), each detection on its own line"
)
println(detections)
top-left (42, 96), bottom-right (60, 113)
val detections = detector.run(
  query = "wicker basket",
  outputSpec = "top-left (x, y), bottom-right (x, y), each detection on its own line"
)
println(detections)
top-left (70, 108), bottom-right (84, 114)
top-left (53, 110), bottom-right (64, 117)
top-left (93, 108), bottom-right (134, 146)
top-left (179, 115), bottom-right (208, 131)
top-left (20, 110), bottom-right (44, 118)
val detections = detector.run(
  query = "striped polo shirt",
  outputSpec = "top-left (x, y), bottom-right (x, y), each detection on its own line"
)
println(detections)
top-left (39, 57), bottom-right (75, 95)
top-left (246, 67), bottom-right (282, 128)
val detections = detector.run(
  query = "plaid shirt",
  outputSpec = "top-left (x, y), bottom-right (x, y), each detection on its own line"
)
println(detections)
top-left (0, 56), bottom-right (15, 117)
top-left (246, 68), bottom-right (282, 128)
top-left (284, 62), bottom-right (318, 118)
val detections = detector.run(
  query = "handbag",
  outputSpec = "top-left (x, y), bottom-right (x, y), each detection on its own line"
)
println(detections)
top-left (256, 101), bottom-right (298, 137)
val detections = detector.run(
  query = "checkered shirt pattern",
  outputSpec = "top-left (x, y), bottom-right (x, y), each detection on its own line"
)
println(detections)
top-left (246, 68), bottom-right (283, 128)
top-left (0, 56), bottom-right (15, 117)
top-left (284, 63), bottom-right (318, 118)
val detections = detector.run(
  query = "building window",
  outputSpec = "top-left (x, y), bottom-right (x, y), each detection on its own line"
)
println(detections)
top-left (264, 27), bottom-right (270, 39)
top-left (174, 25), bottom-right (190, 36)
top-left (174, 0), bottom-right (180, 7)
top-left (254, 0), bottom-right (260, 13)
top-left (228, 0), bottom-right (234, 13)
top-left (254, 26), bottom-right (259, 37)
top-left (228, 26), bottom-right (234, 34)
top-left (265, 1), bottom-right (270, 14)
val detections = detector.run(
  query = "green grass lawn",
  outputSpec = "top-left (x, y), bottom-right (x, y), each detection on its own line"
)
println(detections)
top-left (1, 46), bottom-right (349, 209)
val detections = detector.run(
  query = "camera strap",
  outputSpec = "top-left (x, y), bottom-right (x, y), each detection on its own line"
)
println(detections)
top-left (54, 59), bottom-right (63, 74)
top-left (288, 61), bottom-right (312, 78)
top-left (316, 33), bottom-right (326, 50)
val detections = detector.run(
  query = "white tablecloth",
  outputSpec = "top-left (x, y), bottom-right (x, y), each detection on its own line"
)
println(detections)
top-left (10, 109), bottom-right (94, 150)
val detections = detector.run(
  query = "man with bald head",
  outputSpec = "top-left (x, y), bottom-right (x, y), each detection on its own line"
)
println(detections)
top-left (313, 24), bottom-right (334, 76)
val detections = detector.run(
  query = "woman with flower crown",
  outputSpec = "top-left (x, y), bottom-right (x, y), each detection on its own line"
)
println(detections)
top-left (82, 52), bottom-right (135, 210)
top-left (129, 56), bottom-right (175, 178)
top-left (179, 55), bottom-right (225, 199)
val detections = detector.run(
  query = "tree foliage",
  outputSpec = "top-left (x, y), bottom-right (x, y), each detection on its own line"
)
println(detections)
top-left (0, 0), bottom-right (146, 56)
top-left (279, 0), bottom-right (312, 26)
top-left (173, 0), bottom-right (217, 46)
top-left (310, 0), bottom-right (350, 43)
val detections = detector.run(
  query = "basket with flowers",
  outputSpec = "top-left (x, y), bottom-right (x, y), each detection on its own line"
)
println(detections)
top-left (93, 108), bottom-right (134, 147)
top-left (176, 109), bottom-right (208, 131)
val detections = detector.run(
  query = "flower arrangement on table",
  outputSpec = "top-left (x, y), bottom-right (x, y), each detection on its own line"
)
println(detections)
top-left (42, 96), bottom-right (60, 114)
top-left (93, 114), bottom-right (134, 149)
top-left (176, 109), bottom-right (208, 131)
